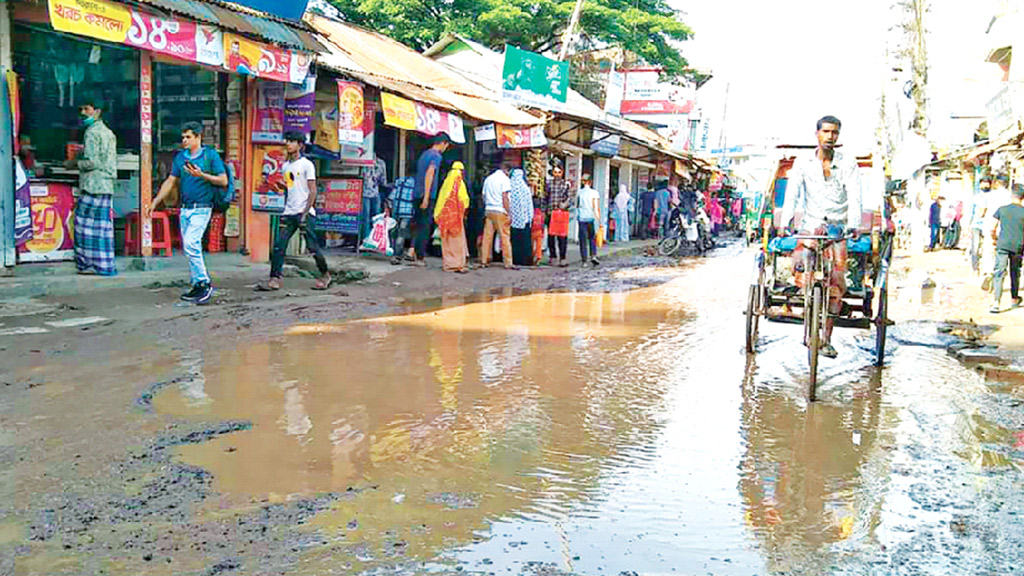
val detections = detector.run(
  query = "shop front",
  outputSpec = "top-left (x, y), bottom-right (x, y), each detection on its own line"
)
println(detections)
top-left (6, 0), bottom-right (318, 266)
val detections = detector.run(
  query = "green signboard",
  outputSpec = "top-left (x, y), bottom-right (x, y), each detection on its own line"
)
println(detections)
top-left (501, 45), bottom-right (569, 112)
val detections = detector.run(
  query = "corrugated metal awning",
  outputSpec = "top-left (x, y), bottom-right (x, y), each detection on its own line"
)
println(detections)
top-left (309, 14), bottom-right (544, 127)
top-left (134, 0), bottom-right (324, 52)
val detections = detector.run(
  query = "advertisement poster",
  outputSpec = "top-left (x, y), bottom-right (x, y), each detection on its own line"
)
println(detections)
top-left (341, 102), bottom-right (375, 165)
top-left (337, 80), bottom-right (365, 145)
top-left (637, 167), bottom-right (650, 192)
top-left (315, 178), bottom-right (362, 233)
top-left (381, 92), bottom-right (416, 131)
top-left (565, 154), bottom-right (581, 189)
top-left (496, 124), bottom-right (547, 149)
top-left (621, 68), bottom-right (695, 115)
top-left (252, 146), bottom-right (287, 212)
top-left (49, 0), bottom-right (224, 67)
top-left (17, 183), bottom-right (75, 262)
top-left (501, 45), bottom-right (569, 112)
top-left (312, 104), bottom-right (340, 154)
top-left (48, 0), bottom-right (131, 43)
top-left (13, 160), bottom-right (33, 246)
top-left (252, 80), bottom-right (285, 143)
top-left (223, 33), bottom-right (310, 84)
top-left (284, 74), bottom-right (316, 134)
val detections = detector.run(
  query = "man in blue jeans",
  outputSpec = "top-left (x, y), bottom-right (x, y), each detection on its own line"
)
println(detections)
top-left (928, 197), bottom-right (942, 251)
top-left (256, 131), bottom-right (332, 291)
top-left (150, 121), bottom-right (228, 304)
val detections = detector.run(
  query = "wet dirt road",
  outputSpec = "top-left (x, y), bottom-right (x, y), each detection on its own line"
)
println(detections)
top-left (3, 242), bottom-right (1024, 575)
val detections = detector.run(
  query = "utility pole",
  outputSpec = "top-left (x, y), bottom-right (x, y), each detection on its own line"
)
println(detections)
top-left (717, 82), bottom-right (730, 151)
top-left (559, 0), bottom-right (585, 61)
top-left (906, 0), bottom-right (929, 138)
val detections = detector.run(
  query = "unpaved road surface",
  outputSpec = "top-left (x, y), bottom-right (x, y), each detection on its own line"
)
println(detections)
top-left (2, 241), bottom-right (1023, 576)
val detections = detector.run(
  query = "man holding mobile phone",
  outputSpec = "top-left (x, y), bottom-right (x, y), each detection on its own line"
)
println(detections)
top-left (150, 122), bottom-right (227, 305)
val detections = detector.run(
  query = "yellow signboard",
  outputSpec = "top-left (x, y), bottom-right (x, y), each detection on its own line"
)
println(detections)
top-left (48, 0), bottom-right (131, 44)
top-left (381, 92), bottom-right (416, 131)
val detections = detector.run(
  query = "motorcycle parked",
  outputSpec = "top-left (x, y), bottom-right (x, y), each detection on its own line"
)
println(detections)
top-left (658, 207), bottom-right (709, 257)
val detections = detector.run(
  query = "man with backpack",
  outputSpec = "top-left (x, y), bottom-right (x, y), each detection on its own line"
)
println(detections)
top-left (256, 131), bottom-right (331, 291)
top-left (149, 121), bottom-right (229, 305)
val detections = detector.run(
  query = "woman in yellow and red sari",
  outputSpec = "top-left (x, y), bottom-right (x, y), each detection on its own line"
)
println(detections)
top-left (434, 162), bottom-right (471, 273)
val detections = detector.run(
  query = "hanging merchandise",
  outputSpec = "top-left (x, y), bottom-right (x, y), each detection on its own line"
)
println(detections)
top-left (525, 149), bottom-right (547, 196)
top-left (252, 80), bottom-right (285, 143)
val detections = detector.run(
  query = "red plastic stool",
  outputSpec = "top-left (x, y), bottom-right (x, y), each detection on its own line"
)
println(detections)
top-left (125, 211), bottom-right (173, 257)
top-left (206, 213), bottom-right (226, 253)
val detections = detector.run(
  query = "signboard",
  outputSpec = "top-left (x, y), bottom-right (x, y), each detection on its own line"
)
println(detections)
top-left (337, 81), bottom-right (365, 145)
top-left (621, 69), bottom-right (695, 115)
top-left (49, 0), bottom-right (223, 67)
top-left (381, 92), bottom-right (466, 143)
top-left (605, 70), bottom-right (625, 115)
top-left (252, 146), bottom-right (287, 212)
top-left (17, 183), bottom-right (75, 262)
top-left (987, 83), bottom-right (1016, 139)
top-left (496, 124), bottom-right (547, 149)
top-left (475, 124), bottom-right (497, 142)
top-left (252, 80), bottom-right (284, 143)
top-left (501, 45), bottom-right (569, 112)
top-left (223, 33), bottom-right (310, 84)
top-left (590, 129), bottom-right (620, 157)
top-left (315, 178), bottom-right (362, 233)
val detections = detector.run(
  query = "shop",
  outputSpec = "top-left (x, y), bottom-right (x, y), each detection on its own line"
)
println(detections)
top-left (6, 0), bottom-right (320, 265)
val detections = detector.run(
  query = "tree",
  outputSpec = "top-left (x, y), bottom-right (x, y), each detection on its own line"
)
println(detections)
top-left (329, 0), bottom-right (694, 77)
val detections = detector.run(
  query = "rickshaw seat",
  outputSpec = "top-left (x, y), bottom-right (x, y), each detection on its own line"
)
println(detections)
top-left (767, 236), bottom-right (872, 254)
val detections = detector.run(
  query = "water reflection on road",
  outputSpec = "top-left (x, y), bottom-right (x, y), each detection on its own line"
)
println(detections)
top-left (153, 249), bottom-right (1024, 575)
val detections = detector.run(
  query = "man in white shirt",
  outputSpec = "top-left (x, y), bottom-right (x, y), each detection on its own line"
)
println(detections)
top-left (480, 161), bottom-right (516, 269)
top-left (256, 132), bottom-right (331, 291)
top-left (577, 173), bottom-right (601, 266)
top-left (781, 115), bottom-right (862, 358)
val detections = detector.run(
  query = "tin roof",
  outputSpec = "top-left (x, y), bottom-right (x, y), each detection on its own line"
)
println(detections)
top-left (308, 14), bottom-right (543, 127)
top-left (424, 34), bottom-right (687, 160)
top-left (134, 0), bottom-right (324, 52)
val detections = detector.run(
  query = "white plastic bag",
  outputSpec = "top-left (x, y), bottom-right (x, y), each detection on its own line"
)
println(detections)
top-left (361, 213), bottom-right (396, 256)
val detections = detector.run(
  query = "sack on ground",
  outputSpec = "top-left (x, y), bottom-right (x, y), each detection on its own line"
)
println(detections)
top-left (361, 213), bottom-right (396, 256)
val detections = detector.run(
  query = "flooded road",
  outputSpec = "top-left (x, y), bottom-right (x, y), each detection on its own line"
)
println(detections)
top-left (5, 243), bottom-right (1024, 575)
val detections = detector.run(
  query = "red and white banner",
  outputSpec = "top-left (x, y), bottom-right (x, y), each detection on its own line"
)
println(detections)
top-left (414, 102), bottom-right (466, 144)
top-left (620, 69), bottom-right (694, 115)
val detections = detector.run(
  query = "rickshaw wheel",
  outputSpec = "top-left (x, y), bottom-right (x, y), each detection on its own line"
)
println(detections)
top-left (745, 284), bottom-right (760, 354)
top-left (874, 287), bottom-right (888, 366)
top-left (807, 284), bottom-right (823, 402)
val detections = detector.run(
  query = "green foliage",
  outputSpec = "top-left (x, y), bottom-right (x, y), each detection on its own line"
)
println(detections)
top-left (328, 0), bottom-right (693, 76)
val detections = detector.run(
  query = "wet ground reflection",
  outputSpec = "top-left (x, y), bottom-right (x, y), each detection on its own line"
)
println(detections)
top-left (151, 253), bottom-right (1024, 574)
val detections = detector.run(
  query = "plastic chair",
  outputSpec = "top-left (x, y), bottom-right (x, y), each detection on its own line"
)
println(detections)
top-left (124, 211), bottom-right (173, 257)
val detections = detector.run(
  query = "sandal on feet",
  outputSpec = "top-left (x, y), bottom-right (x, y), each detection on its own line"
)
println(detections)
top-left (312, 275), bottom-right (333, 290)
top-left (255, 279), bottom-right (281, 291)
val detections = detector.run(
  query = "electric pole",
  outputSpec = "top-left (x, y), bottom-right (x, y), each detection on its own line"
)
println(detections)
top-left (559, 0), bottom-right (585, 61)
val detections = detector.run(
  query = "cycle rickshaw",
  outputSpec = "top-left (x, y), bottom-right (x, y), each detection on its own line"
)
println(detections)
top-left (744, 150), bottom-right (894, 401)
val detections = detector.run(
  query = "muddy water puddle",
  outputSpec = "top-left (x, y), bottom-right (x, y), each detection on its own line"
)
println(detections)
top-left (146, 258), bottom-right (1024, 575)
